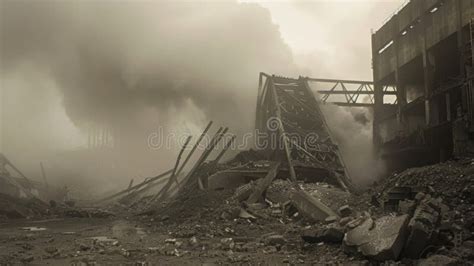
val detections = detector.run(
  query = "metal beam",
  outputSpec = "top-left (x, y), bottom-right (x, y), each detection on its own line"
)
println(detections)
top-left (318, 90), bottom-right (396, 95)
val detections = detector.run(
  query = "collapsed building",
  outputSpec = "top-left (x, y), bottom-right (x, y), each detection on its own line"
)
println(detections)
top-left (1, 0), bottom-right (474, 264)
top-left (371, 0), bottom-right (474, 171)
top-left (255, 73), bottom-right (353, 191)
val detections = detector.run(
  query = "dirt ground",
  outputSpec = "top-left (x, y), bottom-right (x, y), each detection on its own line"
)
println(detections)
top-left (0, 215), bottom-right (364, 265)
top-left (1, 159), bottom-right (474, 265)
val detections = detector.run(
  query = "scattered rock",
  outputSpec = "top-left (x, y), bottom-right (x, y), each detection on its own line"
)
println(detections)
top-left (339, 217), bottom-right (352, 226)
top-left (338, 205), bottom-right (353, 218)
top-left (343, 214), bottom-right (409, 261)
top-left (21, 255), bottom-right (34, 262)
top-left (290, 190), bottom-right (338, 222)
top-left (325, 215), bottom-right (338, 223)
top-left (302, 227), bottom-right (344, 244)
top-left (403, 195), bottom-right (441, 259)
top-left (220, 238), bottom-right (235, 250)
top-left (264, 234), bottom-right (286, 246)
top-left (398, 199), bottom-right (416, 215)
top-left (418, 254), bottom-right (458, 266)
top-left (44, 247), bottom-right (58, 254)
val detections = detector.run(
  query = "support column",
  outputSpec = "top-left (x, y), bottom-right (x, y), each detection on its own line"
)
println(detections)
top-left (446, 93), bottom-right (451, 122)
top-left (420, 13), bottom-right (435, 126)
top-left (372, 34), bottom-right (383, 148)
top-left (456, 0), bottom-right (466, 77)
top-left (393, 14), bottom-right (407, 133)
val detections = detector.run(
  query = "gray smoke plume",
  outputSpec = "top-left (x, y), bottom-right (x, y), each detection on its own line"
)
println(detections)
top-left (1, 1), bottom-right (297, 130)
top-left (1, 0), bottom-right (387, 193)
top-left (0, 1), bottom-right (301, 192)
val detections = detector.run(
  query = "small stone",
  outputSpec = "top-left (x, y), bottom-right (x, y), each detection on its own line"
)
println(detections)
top-left (165, 238), bottom-right (176, 244)
top-left (338, 205), bottom-right (353, 218)
top-left (265, 235), bottom-right (286, 246)
top-left (263, 245), bottom-right (278, 254)
top-left (22, 255), bottom-right (34, 262)
top-left (415, 192), bottom-right (426, 202)
top-left (418, 255), bottom-right (458, 266)
top-left (325, 216), bottom-right (338, 223)
top-left (44, 247), bottom-right (58, 254)
top-left (189, 236), bottom-right (199, 246)
top-left (220, 238), bottom-right (235, 250)
top-left (463, 240), bottom-right (474, 249)
top-left (399, 200), bottom-right (416, 215)
top-left (339, 217), bottom-right (352, 226)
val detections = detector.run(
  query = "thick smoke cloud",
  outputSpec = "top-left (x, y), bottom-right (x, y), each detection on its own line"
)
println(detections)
top-left (1, 0), bottom-right (392, 193)
top-left (1, 1), bottom-right (297, 130)
top-left (1, 1), bottom-right (299, 192)
top-left (321, 105), bottom-right (384, 187)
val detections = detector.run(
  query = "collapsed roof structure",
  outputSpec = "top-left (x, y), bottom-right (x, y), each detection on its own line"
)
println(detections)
top-left (255, 73), bottom-right (353, 191)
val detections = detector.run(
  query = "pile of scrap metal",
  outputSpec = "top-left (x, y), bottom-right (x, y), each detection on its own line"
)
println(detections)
top-left (99, 73), bottom-right (355, 216)
top-left (0, 153), bottom-right (52, 218)
top-left (206, 73), bottom-right (355, 194)
top-left (255, 73), bottom-right (353, 191)
top-left (96, 121), bottom-right (238, 209)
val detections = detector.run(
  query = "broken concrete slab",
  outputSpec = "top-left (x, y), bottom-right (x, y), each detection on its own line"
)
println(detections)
top-left (247, 162), bottom-right (280, 204)
top-left (232, 181), bottom-right (256, 202)
top-left (325, 215), bottom-right (338, 224)
top-left (398, 199), bottom-right (416, 215)
top-left (403, 195), bottom-right (441, 259)
top-left (418, 255), bottom-right (458, 266)
top-left (343, 214), bottom-right (409, 261)
top-left (238, 208), bottom-right (256, 221)
top-left (290, 190), bottom-right (338, 222)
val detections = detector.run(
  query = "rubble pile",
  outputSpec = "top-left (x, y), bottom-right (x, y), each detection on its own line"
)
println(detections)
top-left (0, 194), bottom-right (50, 220)
top-left (375, 159), bottom-right (474, 207)
top-left (1, 151), bottom-right (474, 264)
top-left (127, 157), bottom-right (474, 264)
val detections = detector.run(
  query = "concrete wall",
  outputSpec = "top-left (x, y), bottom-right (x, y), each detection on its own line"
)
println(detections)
top-left (373, 0), bottom-right (473, 81)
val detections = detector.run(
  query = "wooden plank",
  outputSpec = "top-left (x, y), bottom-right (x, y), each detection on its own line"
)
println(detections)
top-left (212, 135), bottom-right (236, 165)
top-left (175, 121), bottom-right (213, 177)
top-left (120, 176), bottom-right (170, 203)
top-left (246, 161), bottom-right (280, 204)
top-left (171, 136), bottom-right (192, 185)
top-left (40, 162), bottom-right (48, 188)
top-left (96, 169), bottom-right (173, 203)
top-left (148, 135), bottom-right (192, 203)
top-left (197, 127), bottom-right (229, 189)
top-left (127, 179), bottom-right (134, 190)
top-left (4, 155), bottom-right (32, 187)
top-left (158, 127), bottom-right (224, 201)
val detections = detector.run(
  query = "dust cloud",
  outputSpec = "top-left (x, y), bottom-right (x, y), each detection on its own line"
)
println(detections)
top-left (321, 105), bottom-right (385, 188)
top-left (0, 0), bottom-right (298, 194)
top-left (1, 0), bottom-right (389, 194)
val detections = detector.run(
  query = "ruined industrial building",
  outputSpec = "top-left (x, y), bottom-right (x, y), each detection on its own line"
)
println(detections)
top-left (0, 0), bottom-right (474, 265)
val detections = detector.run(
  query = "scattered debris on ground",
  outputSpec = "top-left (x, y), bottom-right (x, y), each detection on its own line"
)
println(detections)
top-left (2, 131), bottom-right (474, 264)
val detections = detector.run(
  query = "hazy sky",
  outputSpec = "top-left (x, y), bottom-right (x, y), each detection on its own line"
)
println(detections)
top-left (0, 0), bottom-right (406, 187)
top-left (250, 0), bottom-right (406, 80)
